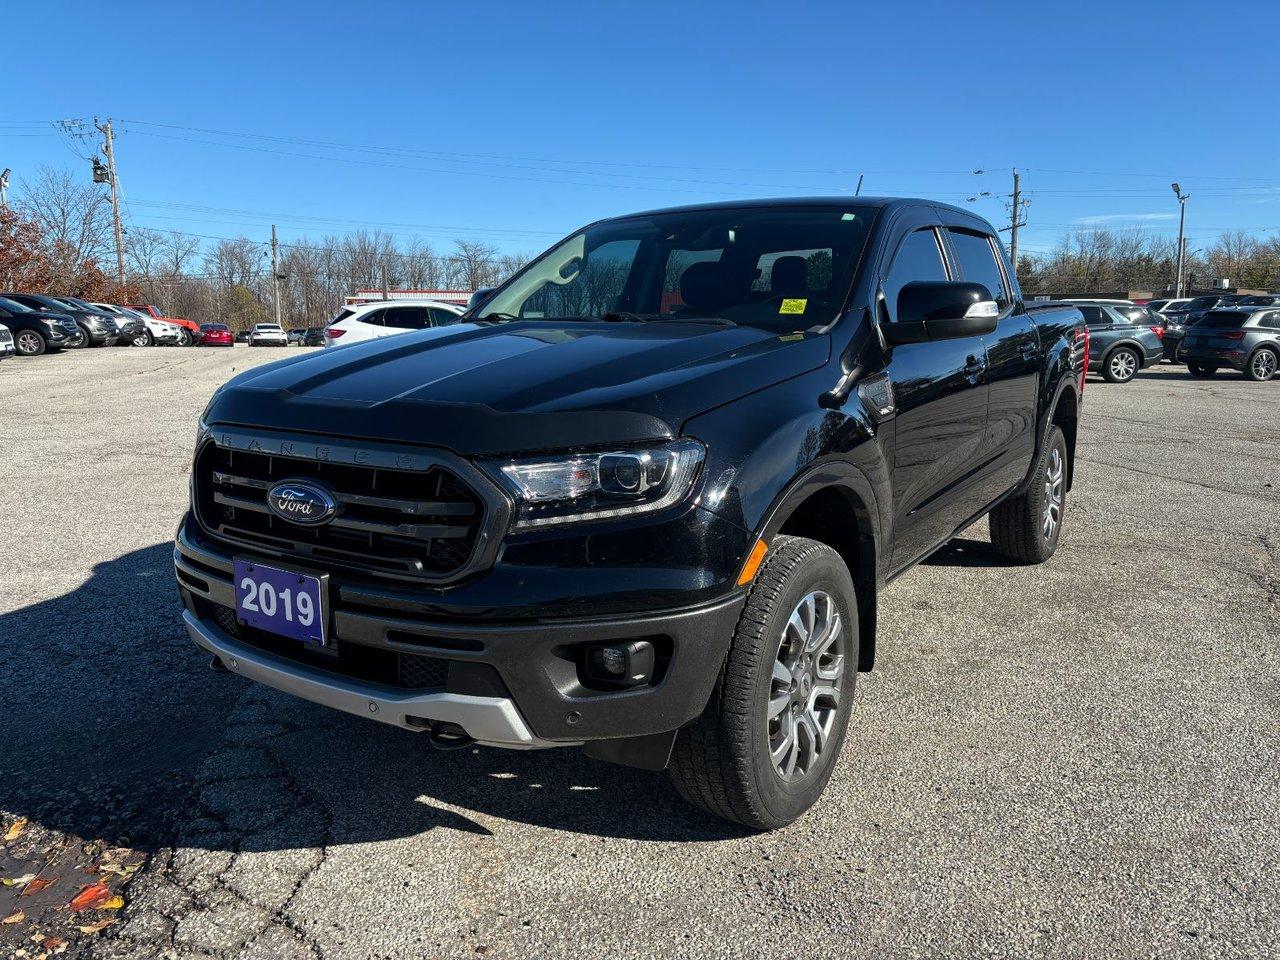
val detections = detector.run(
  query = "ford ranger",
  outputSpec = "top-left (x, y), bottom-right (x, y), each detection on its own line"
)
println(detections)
top-left (175, 198), bottom-right (1086, 830)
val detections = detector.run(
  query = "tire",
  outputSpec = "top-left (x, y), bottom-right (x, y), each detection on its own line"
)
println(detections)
top-left (668, 535), bottom-right (858, 831)
top-left (132, 330), bottom-right (154, 347)
top-left (177, 329), bottom-right (194, 347)
top-left (1245, 348), bottom-right (1278, 382)
top-left (1102, 347), bottom-right (1139, 383)
top-left (1188, 363), bottom-right (1218, 379)
top-left (990, 425), bottom-right (1068, 564)
top-left (14, 330), bottom-right (47, 357)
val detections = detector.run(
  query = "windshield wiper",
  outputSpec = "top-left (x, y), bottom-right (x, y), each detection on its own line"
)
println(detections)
top-left (600, 311), bottom-right (737, 327)
top-left (476, 311), bottom-right (520, 324)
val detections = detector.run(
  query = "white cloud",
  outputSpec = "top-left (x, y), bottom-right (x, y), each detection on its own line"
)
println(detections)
top-left (1074, 212), bottom-right (1178, 225)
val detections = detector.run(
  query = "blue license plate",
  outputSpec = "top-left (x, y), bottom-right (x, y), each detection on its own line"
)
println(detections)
top-left (234, 560), bottom-right (327, 646)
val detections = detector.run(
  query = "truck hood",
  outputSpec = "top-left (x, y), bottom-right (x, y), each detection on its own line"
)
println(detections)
top-left (207, 320), bottom-right (830, 455)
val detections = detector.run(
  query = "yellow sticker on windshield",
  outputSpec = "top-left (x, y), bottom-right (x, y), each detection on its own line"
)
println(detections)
top-left (779, 298), bottom-right (808, 315)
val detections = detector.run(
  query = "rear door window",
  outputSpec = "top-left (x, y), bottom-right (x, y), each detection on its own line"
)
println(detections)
top-left (946, 228), bottom-right (1010, 310)
top-left (1077, 306), bottom-right (1108, 326)
top-left (384, 307), bottom-right (429, 330)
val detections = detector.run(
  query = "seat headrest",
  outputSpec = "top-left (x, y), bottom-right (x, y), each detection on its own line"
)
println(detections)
top-left (770, 256), bottom-right (808, 295)
top-left (679, 261), bottom-right (734, 312)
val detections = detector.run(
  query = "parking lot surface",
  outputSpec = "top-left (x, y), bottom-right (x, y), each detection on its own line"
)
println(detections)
top-left (1, 348), bottom-right (1277, 959)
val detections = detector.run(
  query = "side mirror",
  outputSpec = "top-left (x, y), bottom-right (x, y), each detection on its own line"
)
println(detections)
top-left (883, 281), bottom-right (999, 345)
top-left (467, 287), bottom-right (496, 311)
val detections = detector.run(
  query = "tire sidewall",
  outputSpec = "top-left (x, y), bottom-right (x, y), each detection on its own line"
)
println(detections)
top-left (1104, 347), bottom-right (1138, 383)
top-left (16, 331), bottom-right (47, 356)
top-left (747, 546), bottom-right (858, 824)
top-left (1247, 348), bottom-right (1277, 382)
top-left (1031, 426), bottom-right (1068, 558)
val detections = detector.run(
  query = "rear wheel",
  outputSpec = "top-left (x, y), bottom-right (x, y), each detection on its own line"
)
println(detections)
top-left (1246, 348), bottom-right (1277, 382)
top-left (990, 425), bottom-right (1067, 564)
top-left (1188, 363), bottom-right (1218, 378)
top-left (1102, 347), bottom-right (1139, 383)
top-left (15, 330), bottom-right (47, 356)
top-left (668, 535), bottom-right (857, 831)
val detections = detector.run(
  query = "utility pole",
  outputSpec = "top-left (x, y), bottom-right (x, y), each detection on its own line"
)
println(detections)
top-left (270, 224), bottom-right (282, 326)
top-left (0, 168), bottom-right (10, 211)
top-left (1008, 168), bottom-right (1028, 270)
top-left (1172, 183), bottom-right (1189, 298)
top-left (94, 119), bottom-right (127, 288)
top-left (380, 260), bottom-right (389, 300)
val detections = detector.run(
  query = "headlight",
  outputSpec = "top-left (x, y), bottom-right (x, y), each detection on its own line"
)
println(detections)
top-left (484, 439), bottom-right (705, 530)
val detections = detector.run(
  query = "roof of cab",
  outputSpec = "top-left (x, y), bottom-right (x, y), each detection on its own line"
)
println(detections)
top-left (617, 196), bottom-right (986, 222)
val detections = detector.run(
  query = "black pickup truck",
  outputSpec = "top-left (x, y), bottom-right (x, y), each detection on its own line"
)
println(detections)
top-left (176, 198), bottom-right (1086, 830)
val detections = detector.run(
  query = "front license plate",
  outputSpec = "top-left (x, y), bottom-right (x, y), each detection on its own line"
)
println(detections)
top-left (234, 560), bottom-right (327, 646)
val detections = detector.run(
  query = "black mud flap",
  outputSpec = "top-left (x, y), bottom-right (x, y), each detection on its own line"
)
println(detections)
top-left (583, 730), bottom-right (678, 771)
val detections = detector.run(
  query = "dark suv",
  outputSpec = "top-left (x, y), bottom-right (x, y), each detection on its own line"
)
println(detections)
top-left (0, 296), bottom-right (81, 355)
top-left (0, 293), bottom-right (119, 346)
top-left (1066, 301), bottom-right (1165, 381)
top-left (1180, 309), bottom-right (1280, 381)
top-left (176, 197), bottom-right (1086, 829)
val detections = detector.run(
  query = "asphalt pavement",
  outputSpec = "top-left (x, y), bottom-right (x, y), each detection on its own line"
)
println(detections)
top-left (1, 346), bottom-right (1276, 959)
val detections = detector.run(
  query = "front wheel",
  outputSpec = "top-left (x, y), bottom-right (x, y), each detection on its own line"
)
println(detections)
top-left (15, 330), bottom-right (48, 356)
top-left (177, 329), bottom-right (194, 347)
top-left (668, 536), bottom-right (857, 831)
top-left (1246, 348), bottom-right (1277, 382)
top-left (1188, 363), bottom-right (1218, 379)
top-left (132, 330), bottom-right (153, 347)
top-left (990, 425), bottom-right (1068, 564)
top-left (1103, 347), bottom-right (1139, 383)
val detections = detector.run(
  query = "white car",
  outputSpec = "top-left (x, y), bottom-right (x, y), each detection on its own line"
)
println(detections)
top-left (1146, 298), bottom-right (1192, 314)
top-left (324, 299), bottom-right (464, 348)
top-left (248, 323), bottom-right (289, 347)
top-left (90, 302), bottom-right (182, 346)
top-left (0, 322), bottom-right (13, 360)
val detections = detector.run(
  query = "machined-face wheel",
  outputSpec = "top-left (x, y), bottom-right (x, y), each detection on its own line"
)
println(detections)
top-left (1109, 350), bottom-right (1137, 381)
top-left (768, 590), bottom-right (845, 782)
top-left (1042, 447), bottom-right (1064, 541)
top-left (1250, 350), bottom-right (1277, 381)
top-left (16, 331), bottom-right (44, 355)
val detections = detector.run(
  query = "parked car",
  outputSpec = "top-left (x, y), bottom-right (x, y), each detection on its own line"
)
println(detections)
top-left (0, 293), bottom-right (119, 346)
top-left (0, 322), bottom-right (13, 361)
top-left (323, 299), bottom-right (463, 348)
top-left (88, 302), bottom-right (155, 346)
top-left (1180, 308), bottom-right (1280, 381)
top-left (287, 327), bottom-right (307, 345)
top-left (91, 303), bottom-right (182, 346)
top-left (200, 323), bottom-right (235, 347)
top-left (176, 196), bottom-right (1086, 830)
top-left (51, 295), bottom-right (142, 347)
top-left (234, 330), bottom-right (250, 344)
top-left (1235, 294), bottom-right (1280, 308)
top-left (124, 303), bottom-right (202, 346)
top-left (1147, 297), bottom-right (1191, 315)
top-left (302, 328), bottom-right (325, 347)
top-left (1063, 300), bottom-right (1164, 381)
top-left (248, 322), bottom-right (289, 346)
top-left (0, 297), bottom-right (81, 355)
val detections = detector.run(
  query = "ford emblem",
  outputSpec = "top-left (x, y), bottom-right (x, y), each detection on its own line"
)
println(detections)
top-left (266, 479), bottom-right (337, 526)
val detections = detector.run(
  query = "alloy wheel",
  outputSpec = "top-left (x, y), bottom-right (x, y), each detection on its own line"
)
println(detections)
top-left (1252, 351), bottom-right (1277, 381)
top-left (768, 590), bottom-right (845, 782)
top-left (16, 331), bottom-right (42, 355)
top-left (1042, 447), bottom-right (1064, 541)
top-left (1110, 351), bottom-right (1137, 381)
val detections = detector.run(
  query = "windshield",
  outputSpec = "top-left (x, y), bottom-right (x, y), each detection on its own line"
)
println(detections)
top-left (475, 205), bottom-right (876, 332)
top-left (0, 297), bottom-right (34, 313)
top-left (1237, 295), bottom-right (1277, 306)
top-left (1185, 297), bottom-right (1218, 310)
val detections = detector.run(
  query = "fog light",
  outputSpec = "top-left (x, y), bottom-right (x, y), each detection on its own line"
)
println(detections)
top-left (585, 640), bottom-right (655, 688)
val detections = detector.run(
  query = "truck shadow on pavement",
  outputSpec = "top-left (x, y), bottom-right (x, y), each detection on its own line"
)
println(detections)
top-left (920, 536), bottom-right (1017, 568)
top-left (0, 543), bottom-right (749, 856)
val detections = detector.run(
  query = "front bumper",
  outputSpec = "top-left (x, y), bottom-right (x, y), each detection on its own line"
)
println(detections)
top-left (175, 516), bottom-right (746, 744)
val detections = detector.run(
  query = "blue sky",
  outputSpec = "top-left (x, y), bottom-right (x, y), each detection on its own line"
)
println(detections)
top-left (4, 0), bottom-right (1279, 260)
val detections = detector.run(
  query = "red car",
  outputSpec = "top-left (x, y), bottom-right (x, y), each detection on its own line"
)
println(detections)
top-left (200, 323), bottom-right (234, 347)
top-left (124, 303), bottom-right (202, 346)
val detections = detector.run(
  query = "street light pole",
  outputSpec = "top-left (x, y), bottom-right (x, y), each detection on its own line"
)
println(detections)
top-left (1172, 183), bottom-right (1189, 298)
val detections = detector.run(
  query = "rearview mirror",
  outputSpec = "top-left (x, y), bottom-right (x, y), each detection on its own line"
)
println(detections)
top-left (883, 281), bottom-right (998, 345)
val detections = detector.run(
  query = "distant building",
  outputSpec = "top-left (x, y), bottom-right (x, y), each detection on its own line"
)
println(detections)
top-left (347, 288), bottom-right (473, 307)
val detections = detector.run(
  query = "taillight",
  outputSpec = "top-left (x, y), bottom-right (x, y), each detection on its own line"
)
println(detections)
top-left (327, 328), bottom-right (346, 339)
top-left (1074, 326), bottom-right (1089, 394)
top-left (1149, 325), bottom-right (1165, 340)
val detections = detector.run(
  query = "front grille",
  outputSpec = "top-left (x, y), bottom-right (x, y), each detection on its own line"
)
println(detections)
top-left (204, 599), bottom-right (448, 690)
top-left (193, 441), bottom-right (485, 580)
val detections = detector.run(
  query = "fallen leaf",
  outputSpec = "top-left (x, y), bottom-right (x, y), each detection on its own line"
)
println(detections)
top-left (97, 863), bottom-right (139, 878)
top-left (100, 895), bottom-right (125, 910)
top-left (21, 878), bottom-right (53, 896)
top-left (2, 909), bottom-right (23, 924)
top-left (4, 817), bottom-right (29, 842)
top-left (2, 873), bottom-right (36, 887)
top-left (69, 882), bottom-right (111, 911)
top-left (40, 935), bottom-right (67, 954)
top-left (76, 918), bottom-right (117, 934)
